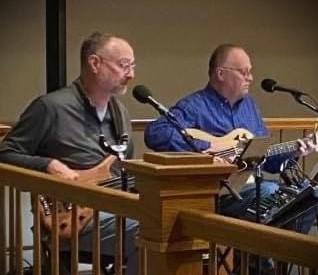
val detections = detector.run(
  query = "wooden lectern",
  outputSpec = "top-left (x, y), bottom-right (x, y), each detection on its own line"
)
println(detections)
top-left (123, 152), bottom-right (237, 275)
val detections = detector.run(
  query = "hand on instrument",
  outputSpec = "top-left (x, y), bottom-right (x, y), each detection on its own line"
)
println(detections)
top-left (47, 159), bottom-right (79, 180)
top-left (297, 134), bottom-right (318, 157)
top-left (202, 143), bottom-right (235, 164)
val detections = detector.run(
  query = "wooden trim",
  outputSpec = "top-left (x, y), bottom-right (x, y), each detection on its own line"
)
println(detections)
top-left (0, 124), bottom-right (11, 137)
top-left (15, 190), bottom-right (23, 275)
top-left (2, 118), bottom-right (318, 136)
top-left (115, 216), bottom-right (123, 275)
top-left (9, 187), bottom-right (15, 274)
top-left (51, 199), bottom-right (59, 275)
top-left (71, 206), bottom-right (79, 275)
top-left (131, 118), bottom-right (318, 132)
top-left (179, 210), bottom-right (318, 269)
top-left (33, 194), bottom-right (42, 275)
top-left (264, 117), bottom-right (318, 130)
top-left (92, 211), bottom-right (100, 275)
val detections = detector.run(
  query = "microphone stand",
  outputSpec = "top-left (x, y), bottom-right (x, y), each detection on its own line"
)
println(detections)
top-left (164, 111), bottom-right (245, 201)
top-left (164, 113), bottom-right (201, 153)
top-left (253, 157), bottom-right (267, 275)
top-left (99, 134), bottom-right (129, 275)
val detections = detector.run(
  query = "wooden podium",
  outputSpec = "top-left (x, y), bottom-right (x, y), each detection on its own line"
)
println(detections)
top-left (123, 152), bottom-right (237, 275)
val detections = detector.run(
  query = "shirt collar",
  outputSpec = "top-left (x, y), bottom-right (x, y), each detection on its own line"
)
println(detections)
top-left (204, 84), bottom-right (246, 107)
top-left (73, 78), bottom-right (95, 109)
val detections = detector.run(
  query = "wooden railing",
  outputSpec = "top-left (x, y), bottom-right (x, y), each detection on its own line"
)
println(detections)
top-left (179, 210), bottom-right (318, 269)
top-left (131, 117), bottom-right (318, 132)
top-left (0, 163), bottom-right (140, 275)
top-left (1, 118), bottom-right (318, 275)
top-left (3, 117), bottom-right (318, 135)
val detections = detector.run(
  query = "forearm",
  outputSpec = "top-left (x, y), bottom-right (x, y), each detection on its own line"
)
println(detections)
top-left (0, 149), bottom-right (51, 172)
top-left (144, 117), bottom-right (209, 152)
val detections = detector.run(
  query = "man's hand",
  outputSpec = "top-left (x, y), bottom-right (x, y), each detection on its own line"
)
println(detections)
top-left (297, 135), bottom-right (318, 157)
top-left (47, 159), bottom-right (79, 180)
top-left (202, 143), bottom-right (235, 164)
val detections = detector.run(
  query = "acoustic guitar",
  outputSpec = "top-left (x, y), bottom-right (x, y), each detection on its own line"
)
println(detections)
top-left (39, 155), bottom-right (135, 239)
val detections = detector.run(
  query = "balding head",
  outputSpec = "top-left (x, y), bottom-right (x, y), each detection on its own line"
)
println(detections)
top-left (208, 44), bottom-right (253, 105)
top-left (208, 44), bottom-right (245, 78)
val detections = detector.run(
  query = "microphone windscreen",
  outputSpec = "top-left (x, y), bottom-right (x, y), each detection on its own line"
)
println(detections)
top-left (132, 85), bottom-right (152, 103)
top-left (261, 78), bottom-right (277, 92)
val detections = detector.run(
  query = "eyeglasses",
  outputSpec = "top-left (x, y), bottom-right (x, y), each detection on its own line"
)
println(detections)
top-left (117, 58), bottom-right (136, 74)
top-left (98, 55), bottom-right (136, 74)
top-left (219, 66), bottom-right (252, 78)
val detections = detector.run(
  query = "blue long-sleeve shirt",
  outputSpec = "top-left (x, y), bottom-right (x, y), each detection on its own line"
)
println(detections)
top-left (144, 84), bottom-right (292, 173)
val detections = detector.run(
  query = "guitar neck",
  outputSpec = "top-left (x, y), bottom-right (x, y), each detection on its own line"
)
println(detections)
top-left (266, 140), bottom-right (299, 157)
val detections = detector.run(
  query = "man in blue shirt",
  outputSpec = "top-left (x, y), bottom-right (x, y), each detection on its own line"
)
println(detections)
top-left (144, 43), bottom-right (318, 274)
top-left (144, 44), bottom-right (317, 228)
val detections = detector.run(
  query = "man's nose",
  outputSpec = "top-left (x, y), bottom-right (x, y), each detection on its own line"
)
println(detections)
top-left (126, 68), bottom-right (135, 79)
top-left (246, 72), bottom-right (253, 82)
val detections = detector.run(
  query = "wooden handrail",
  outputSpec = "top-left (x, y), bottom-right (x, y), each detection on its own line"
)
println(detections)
top-left (0, 124), bottom-right (11, 136)
top-left (0, 163), bottom-right (140, 220)
top-left (264, 117), bottom-right (318, 130)
top-left (2, 118), bottom-right (318, 136)
top-left (131, 118), bottom-right (318, 132)
top-left (179, 209), bottom-right (318, 269)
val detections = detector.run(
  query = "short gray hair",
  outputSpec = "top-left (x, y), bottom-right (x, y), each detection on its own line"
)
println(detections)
top-left (80, 32), bottom-right (115, 70)
top-left (208, 44), bottom-right (243, 76)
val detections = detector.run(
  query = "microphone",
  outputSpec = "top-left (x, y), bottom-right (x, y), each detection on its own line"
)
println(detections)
top-left (133, 85), bottom-right (202, 152)
top-left (261, 78), bottom-right (306, 97)
top-left (132, 85), bottom-right (175, 118)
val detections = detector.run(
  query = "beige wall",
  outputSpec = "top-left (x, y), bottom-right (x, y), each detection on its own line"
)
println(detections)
top-left (66, 0), bottom-right (318, 119)
top-left (1, 0), bottom-right (318, 154)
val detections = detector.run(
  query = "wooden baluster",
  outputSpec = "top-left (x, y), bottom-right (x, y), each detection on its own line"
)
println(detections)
top-left (139, 246), bottom-right (147, 275)
top-left (92, 210), bottom-right (100, 275)
top-left (33, 194), bottom-right (42, 275)
top-left (9, 187), bottom-right (15, 274)
top-left (15, 190), bottom-right (23, 275)
top-left (51, 199), bottom-right (59, 275)
top-left (240, 251), bottom-right (249, 275)
top-left (115, 215), bottom-right (123, 275)
top-left (209, 242), bottom-right (217, 275)
top-left (71, 205), bottom-right (79, 275)
top-left (279, 129), bottom-right (283, 144)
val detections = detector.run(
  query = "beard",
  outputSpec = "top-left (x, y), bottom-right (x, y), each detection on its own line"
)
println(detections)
top-left (112, 84), bottom-right (127, 96)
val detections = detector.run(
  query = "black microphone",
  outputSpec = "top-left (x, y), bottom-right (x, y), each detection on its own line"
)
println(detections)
top-left (133, 85), bottom-right (203, 152)
top-left (261, 78), bottom-right (306, 97)
top-left (132, 85), bottom-right (175, 118)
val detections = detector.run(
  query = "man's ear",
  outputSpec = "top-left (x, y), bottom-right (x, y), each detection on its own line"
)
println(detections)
top-left (87, 55), bottom-right (100, 74)
top-left (215, 67), bottom-right (224, 81)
